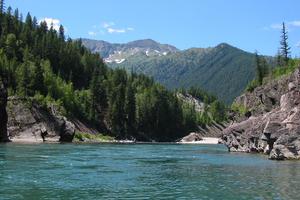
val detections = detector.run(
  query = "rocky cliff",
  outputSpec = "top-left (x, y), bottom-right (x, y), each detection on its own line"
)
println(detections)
top-left (7, 97), bottom-right (75, 143)
top-left (222, 67), bottom-right (300, 160)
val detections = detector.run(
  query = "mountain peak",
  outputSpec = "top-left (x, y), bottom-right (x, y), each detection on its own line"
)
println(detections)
top-left (82, 38), bottom-right (179, 59)
top-left (216, 43), bottom-right (233, 49)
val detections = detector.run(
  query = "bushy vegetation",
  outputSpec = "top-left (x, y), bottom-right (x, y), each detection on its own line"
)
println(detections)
top-left (231, 103), bottom-right (248, 116)
top-left (271, 59), bottom-right (300, 79)
top-left (74, 131), bottom-right (115, 142)
top-left (0, 4), bottom-right (226, 141)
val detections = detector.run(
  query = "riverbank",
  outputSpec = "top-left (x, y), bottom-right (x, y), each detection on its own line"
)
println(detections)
top-left (6, 137), bottom-right (221, 145)
top-left (177, 137), bottom-right (220, 144)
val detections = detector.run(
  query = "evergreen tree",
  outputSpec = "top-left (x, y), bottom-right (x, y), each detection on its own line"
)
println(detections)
top-left (255, 51), bottom-right (269, 85)
top-left (280, 22), bottom-right (291, 65)
top-left (33, 61), bottom-right (46, 95)
top-left (125, 82), bottom-right (136, 137)
top-left (89, 69), bottom-right (107, 122)
top-left (0, 0), bottom-right (4, 14)
top-left (59, 25), bottom-right (65, 41)
top-left (255, 51), bottom-right (263, 85)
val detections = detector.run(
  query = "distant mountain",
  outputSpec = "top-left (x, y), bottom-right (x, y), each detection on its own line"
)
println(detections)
top-left (82, 39), bottom-right (258, 104)
top-left (82, 39), bottom-right (178, 63)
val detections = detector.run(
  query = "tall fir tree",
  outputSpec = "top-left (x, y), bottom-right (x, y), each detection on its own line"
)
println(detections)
top-left (59, 25), bottom-right (65, 41)
top-left (0, 0), bottom-right (4, 14)
top-left (280, 22), bottom-right (291, 65)
top-left (125, 81), bottom-right (136, 137)
top-left (254, 51), bottom-right (269, 85)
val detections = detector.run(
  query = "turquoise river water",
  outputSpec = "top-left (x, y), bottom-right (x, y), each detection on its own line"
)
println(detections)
top-left (0, 143), bottom-right (300, 200)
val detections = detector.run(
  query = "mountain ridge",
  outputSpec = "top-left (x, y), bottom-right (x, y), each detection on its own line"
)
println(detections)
top-left (82, 38), bottom-right (260, 104)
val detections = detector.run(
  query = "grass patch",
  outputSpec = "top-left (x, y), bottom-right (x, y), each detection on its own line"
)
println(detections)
top-left (74, 131), bottom-right (115, 142)
top-left (272, 59), bottom-right (300, 79)
top-left (231, 103), bottom-right (249, 116)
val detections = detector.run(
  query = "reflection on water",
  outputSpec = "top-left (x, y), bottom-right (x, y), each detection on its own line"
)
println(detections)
top-left (0, 143), bottom-right (300, 199)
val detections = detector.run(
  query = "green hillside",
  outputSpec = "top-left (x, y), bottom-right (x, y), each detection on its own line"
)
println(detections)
top-left (108, 43), bottom-right (257, 104)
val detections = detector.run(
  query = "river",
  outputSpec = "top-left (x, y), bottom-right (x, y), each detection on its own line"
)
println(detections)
top-left (0, 143), bottom-right (299, 199)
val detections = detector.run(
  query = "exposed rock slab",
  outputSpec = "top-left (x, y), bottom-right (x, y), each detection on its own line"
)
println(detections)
top-left (222, 67), bottom-right (300, 160)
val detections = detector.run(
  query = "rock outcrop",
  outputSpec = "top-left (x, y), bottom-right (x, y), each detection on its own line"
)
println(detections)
top-left (7, 97), bottom-right (75, 143)
top-left (222, 67), bottom-right (300, 160)
top-left (0, 78), bottom-right (10, 142)
top-left (179, 132), bottom-right (203, 142)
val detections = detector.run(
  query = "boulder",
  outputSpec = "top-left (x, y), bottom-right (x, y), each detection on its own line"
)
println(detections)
top-left (59, 117), bottom-right (75, 142)
top-left (180, 132), bottom-right (203, 142)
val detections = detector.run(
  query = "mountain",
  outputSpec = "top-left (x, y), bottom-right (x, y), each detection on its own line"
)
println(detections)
top-left (82, 39), bottom-right (258, 104)
top-left (82, 39), bottom-right (179, 63)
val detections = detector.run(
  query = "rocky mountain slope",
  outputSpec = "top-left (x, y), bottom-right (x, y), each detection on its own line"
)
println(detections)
top-left (222, 66), bottom-right (300, 160)
top-left (82, 39), bottom-right (259, 104)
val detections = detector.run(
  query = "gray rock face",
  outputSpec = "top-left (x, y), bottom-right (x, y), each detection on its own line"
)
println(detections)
top-left (7, 97), bottom-right (75, 143)
top-left (0, 79), bottom-right (10, 142)
top-left (222, 67), bottom-right (300, 160)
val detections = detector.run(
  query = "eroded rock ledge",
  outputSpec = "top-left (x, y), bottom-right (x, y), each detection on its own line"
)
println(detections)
top-left (7, 97), bottom-right (75, 143)
top-left (222, 67), bottom-right (300, 160)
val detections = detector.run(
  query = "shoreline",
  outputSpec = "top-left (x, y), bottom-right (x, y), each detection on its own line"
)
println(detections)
top-left (177, 137), bottom-right (220, 145)
top-left (3, 137), bottom-right (221, 145)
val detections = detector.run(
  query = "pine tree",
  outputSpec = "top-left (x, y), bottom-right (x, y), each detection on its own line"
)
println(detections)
top-left (89, 69), bottom-right (107, 122)
top-left (59, 25), bottom-right (65, 41)
top-left (17, 47), bottom-right (32, 96)
top-left (280, 22), bottom-right (291, 65)
top-left (255, 51), bottom-right (263, 85)
top-left (33, 61), bottom-right (46, 95)
top-left (0, 0), bottom-right (5, 14)
top-left (125, 82), bottom-right (136, 137)
top-left (255, 51), bottom-right (269, 85)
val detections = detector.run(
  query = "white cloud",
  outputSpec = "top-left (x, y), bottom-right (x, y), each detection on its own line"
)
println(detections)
top-left (103, 22), bottom-right (115, 28)
top-left (296, 41), bottom-right (300, 48)
top-left (267, 20), bottom-right (300, 31)
top-left (88, 31), bottom-right (97, 36)
top-left (107, 27), bottom-right (126, 33)
top-left (88, 22), bottom-right (134, 37)
top-left (38, 17), bottom-right (61, 31)
top-left (270, 23), bottom-right (282, 30)
top-left (102, 22), bottom-right (134, 34)
top-left (288, 20), bottom-right (300, 27)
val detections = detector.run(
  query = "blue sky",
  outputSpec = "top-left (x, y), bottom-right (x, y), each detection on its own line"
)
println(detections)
top-left (7, 0), bottom-right (300, 56)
